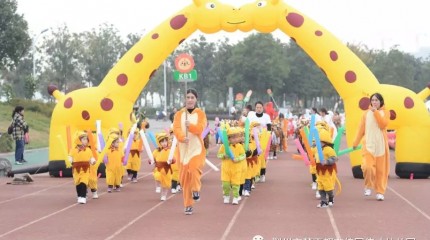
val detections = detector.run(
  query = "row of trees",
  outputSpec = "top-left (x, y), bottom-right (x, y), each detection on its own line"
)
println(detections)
top-left (2, 0), bottom-right (430, 112)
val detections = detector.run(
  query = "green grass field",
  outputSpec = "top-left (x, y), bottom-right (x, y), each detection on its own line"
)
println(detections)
top-left (0, 100), bottom-right (53, 152)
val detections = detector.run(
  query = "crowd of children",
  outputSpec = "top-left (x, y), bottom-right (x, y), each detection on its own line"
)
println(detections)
top-left (66, 104), bottom-right (344, 212)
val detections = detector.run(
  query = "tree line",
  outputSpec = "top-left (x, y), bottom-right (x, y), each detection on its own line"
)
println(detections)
top-left (1, 0), bottom-right (430, 113)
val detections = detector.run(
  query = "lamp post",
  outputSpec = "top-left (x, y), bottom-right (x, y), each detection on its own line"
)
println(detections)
top-left (32, 28), bottom-right (49, 80)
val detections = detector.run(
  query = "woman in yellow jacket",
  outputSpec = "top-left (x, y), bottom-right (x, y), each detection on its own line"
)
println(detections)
top-left (353, 92), bottom-right (390, 201)
top-left (173, 88), bottom-right (207, 215)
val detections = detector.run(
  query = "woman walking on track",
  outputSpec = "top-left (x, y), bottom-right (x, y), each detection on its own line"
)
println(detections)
top-left (173, 88), bottom-right (207, 215)
top-left (353, 92), bottom-right (390, 201)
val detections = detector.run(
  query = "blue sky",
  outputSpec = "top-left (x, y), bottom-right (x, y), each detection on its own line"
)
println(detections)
top-left (17, 0), bottom-right (430, 53)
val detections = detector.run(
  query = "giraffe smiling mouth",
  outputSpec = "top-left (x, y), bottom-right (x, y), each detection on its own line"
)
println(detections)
top-left (227, 21), bottom-right (246, 24)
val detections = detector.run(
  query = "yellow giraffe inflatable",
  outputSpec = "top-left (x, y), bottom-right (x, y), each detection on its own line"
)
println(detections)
top-left (48, 0), bottom-right (430, 178)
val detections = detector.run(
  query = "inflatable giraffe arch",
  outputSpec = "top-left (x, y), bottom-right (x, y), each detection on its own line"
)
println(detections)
top-left (48, 0), bottom-right (430, 178)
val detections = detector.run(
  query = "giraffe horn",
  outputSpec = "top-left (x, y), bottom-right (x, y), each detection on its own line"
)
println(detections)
top-left (193, 0), bottom-right (203, 7)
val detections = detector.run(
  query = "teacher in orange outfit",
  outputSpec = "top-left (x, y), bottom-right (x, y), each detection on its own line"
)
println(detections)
top-left (173, 88), bottom-right (207, 215)
top-left (353, 92), bottom-right (390, 201)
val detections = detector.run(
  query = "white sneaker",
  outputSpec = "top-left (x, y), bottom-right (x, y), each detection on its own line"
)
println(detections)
top-left (328, 202), bottom-right (334, 207)
top-left (171, 188), bottom-right (177, 194)
top-left (223, 196), bottom-right (230, 204)
top-left (160, 195), bottom-right (167, 201)
top-left (132, 178), bottom-right (138, 183)
top-left (92, 191), bottom-right (99, 199)
top-left (316, 191), bottom-right (321, 199)
top-left (77, 197), bottom-right (86, 204)
top-left (119, 184), bottom-right (123, 188)
top-left (243, 190), bottom-right (250, 197)
top-left (237, 196), bottom-right (242, 201)
top-left (232, 197), bottom-right (239, 205)
top-left (273, 156), bottom-right (277, 159)
top-left (176, 185), bottom-right (182, 192)
top-left (311, 182), bottom-right (317, 190)
top-left (376, 193), bottom-right (385, 201)
top-left (260, 175), bottom-right (266, 183)
top-left (364, 188), bottom-right (372, 196)
top-left (155, 187), bottom-right (161, 193)
top-left (251, 183), bottom-right (256, 189)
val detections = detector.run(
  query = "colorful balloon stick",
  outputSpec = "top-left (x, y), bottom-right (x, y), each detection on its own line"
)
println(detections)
top-left (244, 118), bottom-right (250, 151)
top-left (167, 136), bottom-right (178, 163)
top-left (299, 128), bottom-right (316, 166)
top-left (333, 126), bottom-right (345, 154)
top-left (123, 124), bottom-right (137, 166)
top-left (338, 145), bottom-right (362, 156)
top-left (294, 138), bottom-right (310, 166)
top-left (139, 129), bottom-right (155, 164)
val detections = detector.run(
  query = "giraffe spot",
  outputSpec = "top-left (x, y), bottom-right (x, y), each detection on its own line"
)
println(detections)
top-left (64, 97), bottom-right (73, 109)
top-left (389, 110), bottom-right (397, 120)
top-left (179, 39), bottom-right (185, 45)
top-left (152, 33), bottom-right (159, 39)
top-left (345, 71), bottom-right (357, 83)
top-left (404, 97), bottom-right (414, 109)
top-left (286, 12), bottom-right (304, 28)
top-left (150, 70), bottom-right (157, 79)
top-left (358, 97), bottom-right (370, 110)
top-left (170, 15), bottom-right (187, 30)
top-left (330, 51), bottom-right (338, 61)
top-left (101, 98), bottom-right (114, 111)
top-left (82, 110), bottom-right (90, 121)
top-left (134, 53), bottom-right (143, 63)
top-left (315, 30), bottom-right (323, 36)
top-left (47, 84), bottom-right (58, 95)
top-left (117, 74), bottom-right (128, 86)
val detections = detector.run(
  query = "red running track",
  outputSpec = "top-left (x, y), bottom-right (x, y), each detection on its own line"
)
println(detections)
top-left (0, 138), bottom-right (429, 240)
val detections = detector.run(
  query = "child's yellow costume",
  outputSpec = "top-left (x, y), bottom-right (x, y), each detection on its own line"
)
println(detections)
top-left (126, 128), bottom-right (143, 182)
top-left (105, 133), bottom-right (124, 192)
top-left (152, 133), bottom-right (173, 201)
top-left (217, 127), bottom-right (246, 205)
top-left (314, 125), bottom-right (341, 208)
top-left (68, 131), bottom-right (95, 204)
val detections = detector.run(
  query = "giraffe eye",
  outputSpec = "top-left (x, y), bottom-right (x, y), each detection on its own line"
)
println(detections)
top-left (206, 2), bottom-right (216, 9)
top-left (257, 1), bottom-right (267, 7)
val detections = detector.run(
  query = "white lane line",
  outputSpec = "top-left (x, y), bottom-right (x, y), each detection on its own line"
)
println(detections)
top-left (327, 208), bottom-right (341, 239)
top-left (0, 181), bottom-right (72, 205)
top-left (104, 161), bottom-right (220, 240)
top-left (220, 198), bottom-right (248, 240)
top-left (0, 173), bottom-right (152, 239)
top-left (388, 186), bottom-right (430, 221)
top-left (0, 204), bottom-right (77, 239)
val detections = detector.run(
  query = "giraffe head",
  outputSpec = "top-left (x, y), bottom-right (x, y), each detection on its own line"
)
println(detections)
top-left (238, 0), bottom-right (285, 33)
top-left (185, 0), bottom-right (242, 33)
